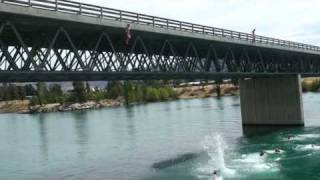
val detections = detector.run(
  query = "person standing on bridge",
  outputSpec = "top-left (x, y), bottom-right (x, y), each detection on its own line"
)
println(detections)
top-left (252, 28), bottom-right (256, 43)
top-left (125, 24), bottom-right (132, 45)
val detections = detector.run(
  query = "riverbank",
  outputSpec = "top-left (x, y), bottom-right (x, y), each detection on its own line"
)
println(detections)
top-left (0, 99), bottom-right (123, 113)
top-left (175, 84), bottom-right (239, 99)
top-left (0, 100), bottom-right (30, 113)
top-left (29, 99), bottom-right (123, 113)
top-left (1, 77), bottom-right (319, 114)
top-left (302, 77), bottom-right (320, 92)
top-left (0, 84), bottom-right (239, 113)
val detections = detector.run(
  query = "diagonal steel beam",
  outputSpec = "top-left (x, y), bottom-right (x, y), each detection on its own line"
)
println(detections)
top-left (0, 41), bottom-right (19, 70)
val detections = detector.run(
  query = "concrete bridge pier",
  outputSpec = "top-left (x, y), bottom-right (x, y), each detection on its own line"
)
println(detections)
top-left (239, 75), bottom-right (304, 126)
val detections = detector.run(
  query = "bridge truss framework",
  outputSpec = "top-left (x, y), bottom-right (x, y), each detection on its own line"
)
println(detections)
top-left (0, 21), bottom-right (320, 82)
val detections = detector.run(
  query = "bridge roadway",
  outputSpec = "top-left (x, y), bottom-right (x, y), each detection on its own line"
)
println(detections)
top-left (0, 0), bottom-right (311, 126)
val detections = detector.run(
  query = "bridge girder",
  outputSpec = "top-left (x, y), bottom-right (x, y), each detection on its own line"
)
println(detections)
top-left (0, 21), bottom-right (319, 82)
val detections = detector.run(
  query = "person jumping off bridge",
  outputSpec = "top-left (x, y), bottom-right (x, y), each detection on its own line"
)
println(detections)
top-left (125, 24), bottom-right (132, 45)
top-left (252, 28), bottom-right (256, 43)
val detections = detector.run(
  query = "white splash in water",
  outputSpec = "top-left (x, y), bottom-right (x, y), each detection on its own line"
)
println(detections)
top-left (296, 144), bottom-right (320, 151)
top-left (196, 134), bottom-right (236, 179)
top-left (264, 149), bottom-right (285, 154)
top-left (296, 134), bottom-right (320, 139)
top-left (203, 134), bottom-right (226, 170)
top-left (195, 134), bottom-right (283, 179)
top-left (282, 134), bottom-right (320, 141)
top-left (235, 153), bottom-right (279, 172)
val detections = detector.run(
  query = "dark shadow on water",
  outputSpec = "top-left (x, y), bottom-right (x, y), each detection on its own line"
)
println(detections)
top-left (232, 103), bottom-right (240, 107)
top-left (242, 125), bottom-right (304, 137)
top-left (36, 113), bottom-right (48, 163)
top-left (125, 106), bottom-right (137, 139)
top-left (124, 105), bottom-right (135, 118)
top-left (152, 152), bottom-right (199, 170)
top-left (215, 97), bottom-right (224, 110)
top-left (142, 152), bottom-right (199, 180)
top-left (72, 111), bottom-right (89, 158)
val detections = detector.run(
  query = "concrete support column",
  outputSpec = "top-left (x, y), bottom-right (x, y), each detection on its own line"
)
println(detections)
top-left (240, 75), bottom-right (304, 126)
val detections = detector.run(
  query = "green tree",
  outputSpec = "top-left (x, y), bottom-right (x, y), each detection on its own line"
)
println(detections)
top-left (72, 81), bottom-right (87, 102)
top-left (25, 84), bottom-right (36, 96)
top-left (49, 84), bottom-right (63, 96)
top-left (158, 88), bottom-right (169, 101)
top-left (17, 86), bottom-right (26, 100)
top-left (86, 82), bottom-right (91, 93)
top-left (106, 81), bottom-right (123, 99)
top-left (0, 86), bottom-right (5, 101)
top-left (8, 84), bottom-right (19, 100)
top-left (144, 87), bottom-right (160, 102)
top-left (48, 84), bottom-right (64, 104)
top-left (134, 85), bottom-right (143, 103)
top-left (123, 81), bottom-right (134, 105)
top-left (2, 83), bottom-right (10, 101)
top-left (36, 82), bottom-right (48, 105)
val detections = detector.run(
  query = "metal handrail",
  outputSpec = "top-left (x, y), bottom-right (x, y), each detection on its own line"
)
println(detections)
top-left (1, 0), bottom-right (320, 52)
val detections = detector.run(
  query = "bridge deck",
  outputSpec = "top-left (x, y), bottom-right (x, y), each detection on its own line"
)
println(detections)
top-left (0, 0), bottom-right (319, 55)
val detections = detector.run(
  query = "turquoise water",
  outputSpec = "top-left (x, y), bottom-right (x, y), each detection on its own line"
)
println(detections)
top-left (0, 93), bottom-right (320, 180)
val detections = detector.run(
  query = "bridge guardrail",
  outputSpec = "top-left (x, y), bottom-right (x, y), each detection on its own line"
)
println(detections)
top-left (1, 0), bottom-right (320, 52)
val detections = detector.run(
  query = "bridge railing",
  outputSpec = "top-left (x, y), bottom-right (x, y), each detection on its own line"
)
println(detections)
top-left (1, 0), bottom-right (320, 52)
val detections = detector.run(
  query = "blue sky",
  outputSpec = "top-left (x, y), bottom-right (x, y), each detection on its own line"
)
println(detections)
top-left (77, 0), bottom-right (320, 45)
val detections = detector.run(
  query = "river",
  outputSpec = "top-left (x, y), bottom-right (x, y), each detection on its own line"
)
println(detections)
top-left (1, 93), bottom-right (320, 180)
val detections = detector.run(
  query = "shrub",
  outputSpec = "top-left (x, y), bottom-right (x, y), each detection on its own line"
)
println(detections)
top-left (302, 79), bottom-right (320, 92)
top-left (158, 88), bottom-right (169, 101)
top-left (30, 96), bottom-right (40, 106)
top-left (144, 87), bottom-right (160, 102)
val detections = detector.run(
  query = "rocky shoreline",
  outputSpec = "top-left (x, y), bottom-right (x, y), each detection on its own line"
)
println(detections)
top-left (28, 99), bottom-right (123, 113)
top-left (0, 84), bottom-right (239, 114)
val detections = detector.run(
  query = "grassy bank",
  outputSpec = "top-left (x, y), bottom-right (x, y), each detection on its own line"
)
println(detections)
top-left (0, 78), bottom-right (315, 113)
top-left (27, 81), bottom-right (179, 106)
top-left (107, 81), bottom-right (179, 105)
top-left (0, 81), bottom-right (240, 113)
top-left (302, 78), bottom-right (320, 92)
top-left (176, 84), bottom-right (239, 99)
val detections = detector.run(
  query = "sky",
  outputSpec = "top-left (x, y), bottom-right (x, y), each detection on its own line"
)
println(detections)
top-left (76, 0), bottom-right (320, 45)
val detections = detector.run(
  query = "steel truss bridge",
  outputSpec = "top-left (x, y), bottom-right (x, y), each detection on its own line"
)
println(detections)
top-left (0, 0), bottom-right (320, 82)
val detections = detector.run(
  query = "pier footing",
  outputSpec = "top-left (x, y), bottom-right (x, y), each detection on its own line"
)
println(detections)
top-left (239, 75), bottom-right (304, 126)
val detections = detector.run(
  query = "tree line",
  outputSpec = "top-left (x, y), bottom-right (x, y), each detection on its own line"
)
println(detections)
top-left (0, 83), bottom-right (35, 101)
top-left (0, 81), bottom-right (179, 106)
top-left (107, 81), bottom-right (179, 105)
